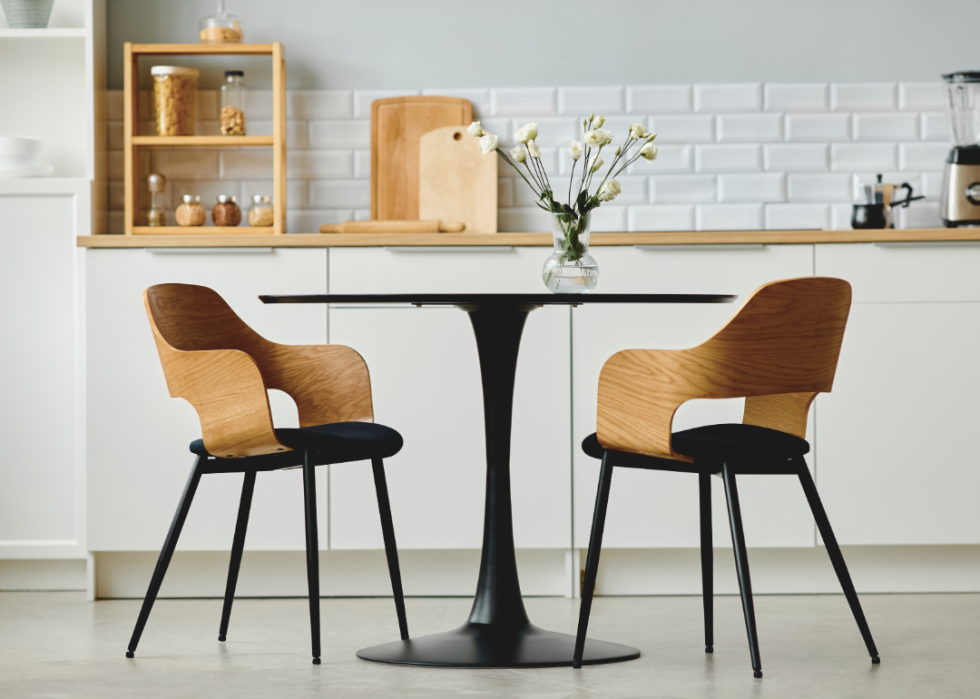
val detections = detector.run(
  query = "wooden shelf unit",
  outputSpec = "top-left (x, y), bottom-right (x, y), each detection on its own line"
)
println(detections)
top-left (123, 42), bottom-right (286, 236)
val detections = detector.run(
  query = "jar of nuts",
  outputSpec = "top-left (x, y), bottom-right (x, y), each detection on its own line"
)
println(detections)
top-left (199, 1), bottom-right (244, 43)
top-left (220, 71), bottom-right (246, 136)
top-left (248, 195), bottom-right (274, 227)
top-left (176, 195), bottom-right (206, 226)
top-left (151, 66), bottom-right (198, 136)
top-left (212, 195), bottom-right (242, 227)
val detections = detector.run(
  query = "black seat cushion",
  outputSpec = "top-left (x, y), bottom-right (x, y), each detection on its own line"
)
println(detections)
top-left (190, 421), bottom-right (403, 460)
top-left (582, 423), bottom-right (808, 464)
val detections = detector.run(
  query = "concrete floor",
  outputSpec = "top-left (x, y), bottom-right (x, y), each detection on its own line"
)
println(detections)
top-left (0, 592), bottom-right (977, 698)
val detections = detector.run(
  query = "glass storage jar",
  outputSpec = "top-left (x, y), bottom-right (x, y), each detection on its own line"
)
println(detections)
top-left (151, 66), bottom-right (198, 136)
top-left (212, 195), bottom-right (242, 227)
top-left (175, 195), bottom-right (206, 226)
top-left (199, 1), bottom-right (244, 43)
top-left (247, 194), bottom-right (274, 227)
top-left (220, 71), bottom-right (246, 135)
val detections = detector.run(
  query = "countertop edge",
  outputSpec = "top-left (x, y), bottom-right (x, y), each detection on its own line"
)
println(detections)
top-left (75, 228), bottom-right (980, 248)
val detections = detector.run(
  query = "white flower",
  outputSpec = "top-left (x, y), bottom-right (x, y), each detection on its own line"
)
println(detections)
top-left (639, 142), bottom-right (658, 161)
top-left (510, 145), bottom-right (527, 163)
top-left (594, 115), bottom-right (605, 128)
top-left (479, 133), bottom-right (499, 154)
top-left (467, 121), bottom-right (483, 137)
top-left (515, 122), bottom-right (539, 144)
top-left (597, 179), bottom-right (621, 202)
top-left (630, 122), bottom-right (649, 139)
top-left (527, 140), bottom-right (541, 159)
top-left (583, 129), bottom-right (612, 148)
top-left (569, 140), bottom-right (584, 161)
top-left (590, 156), bottom-right (604, 173)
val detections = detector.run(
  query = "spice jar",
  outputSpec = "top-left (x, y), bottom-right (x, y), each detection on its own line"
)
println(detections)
top-left (147, 173), bottom-right (167, 226)
top-left (199, 1), bottom-right (244, 43)
top-left (151, 66), bottom-right (198, 136)
top-left (247, 195), bottom-right (274, 227)
top-left (220, 71), bottom-right (246, 135)
top-left (212, 195), bottom-right (242, 227)
top-left (175, 195), bottom-right (206, 226)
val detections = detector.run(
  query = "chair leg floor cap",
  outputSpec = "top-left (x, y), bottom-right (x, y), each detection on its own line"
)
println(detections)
top-left (705, 646), bottom-right (713, 653)
top-left (872, 656), bottom-right (881, 664)
top-left (312, 658), bottom-right (321, 665)
top-left (125, 651), bottom-right (134, 658)
top-left (754, 671), bottom-right (763, 678)
top-left (218, 635), bottom-right (226, 642)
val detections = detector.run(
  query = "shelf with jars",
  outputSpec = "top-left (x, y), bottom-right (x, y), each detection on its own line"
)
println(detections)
top-left (121, 41), bottom-right (286, 236)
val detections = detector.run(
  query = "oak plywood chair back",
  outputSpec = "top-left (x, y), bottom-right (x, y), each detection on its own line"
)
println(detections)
top-left (143, 283), bottom-right (374, 458)
top-left (597, 277), bottom-right (852, 460)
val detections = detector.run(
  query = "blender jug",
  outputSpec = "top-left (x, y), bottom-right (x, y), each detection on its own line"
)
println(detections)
top-left (941, 72), bottom-right (980, 226)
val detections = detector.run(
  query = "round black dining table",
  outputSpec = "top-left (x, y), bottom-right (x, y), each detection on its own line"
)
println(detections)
top-left (259, 293), bottom-right (736, 668)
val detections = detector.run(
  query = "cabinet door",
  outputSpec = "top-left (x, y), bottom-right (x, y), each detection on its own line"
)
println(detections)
top-left (572, 244), bottom-right (817, 549)
top-left (816, 302), bottom-right (980, 544)
top-left (328, 305), bottom-right (571, 550)
top-left (86, 249), bottom-right (328, 552)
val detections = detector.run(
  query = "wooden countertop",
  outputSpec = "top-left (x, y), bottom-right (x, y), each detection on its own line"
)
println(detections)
top-left (76, 228), bottom-right (980, 248)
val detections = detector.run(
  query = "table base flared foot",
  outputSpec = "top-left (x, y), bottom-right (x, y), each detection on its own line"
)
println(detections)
top-left (356, 622), bottom-right (640, 668)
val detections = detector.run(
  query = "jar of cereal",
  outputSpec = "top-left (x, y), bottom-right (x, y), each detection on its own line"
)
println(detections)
top-left (151, 66), bottom-right (198, 136)
top-left (199, 1), bottom-right (244, 43)
top-left (247, 195), bottom-right (274, 227)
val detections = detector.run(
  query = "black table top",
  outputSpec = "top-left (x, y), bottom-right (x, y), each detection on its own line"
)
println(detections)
top-left (260, 293), bottom-right (737, 306)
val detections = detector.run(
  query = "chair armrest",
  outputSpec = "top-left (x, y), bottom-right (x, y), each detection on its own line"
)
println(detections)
top-left (161, 348), bottom-right (285, 458)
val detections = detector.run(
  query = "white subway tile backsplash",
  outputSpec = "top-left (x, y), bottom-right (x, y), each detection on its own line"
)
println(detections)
top-left (716, 114), bottom-right (782, 142)
top-left (920, 112), bottom-right (951, 141)
top-left (490, 87), bottom-right (557, 117)
top-left (307, 120), bottom-right (370, 149)
top-left (476, 118), bottom-right (513, 147)
top-left (830, 203), bottom-right (854, 230)
top-left (244, 90), bottom-right (274, 120)
top-left (219, 149), bottom-right (273, 179)
top-left (831, 143), bottom-right (897, 171)
top-left (921, 172), bottom-right (945, 199)
top-left (288, 209), bottom-right (352, 233)
top-left (718, 173), bottom-right (784, 202)
top-left (628, 205), bottom-right (695, 231)
top-left (831, 83), bottom-right (897, 111)
top-left (590, 205), bottom-right (628, 232)
top-left (608, 176), bottom-right (649, 204)
top-left (764, 144), bottom-right (829, 171)
top-left (899, 82), bottom-right (945, 111)
top-left (764, 203), bottom-right (829, 230)
top-left (899, 142), bottom-right (950, 171)
top-left (852, 113), bottom-right (919, 141)
top-left (787, 173), bottom-right (852, 202)
top-left (247, 120), bottom-right (308, 149)
top-left (696, 203), bottom-right (763, 230)
top-left (764, 83), bottom-right (828, 112)
top-left (519, 117), bottom-right (578, 147)
top-left (309, 180), bottom-right (371, 209)
top-left (896, 200), bottom-right (942, 229)
top-left (353, 150), bottom-right (370, 179)
top-left (558, 86), bottom-right (624, 116)
top-left (649, 115), bottom-right (714, 143)
top-left (422, 88), bottom-right (491, 117)
top-left (498, 207), bottom-right (551, 232)
top-left (627, 85), bottom-right (692, 114)
top-left (287, 151), bottom-right (353, 179)
top-left (353, 209), bottom-right (371, 221)
top-left (638, 144), bottom-right (693, 173)
top-left (152, 149), bottom-right (220, 180)
top-left (695, 84), bottom-right (762, 113)
top-left (288, 90), bottom-right (353, 120)
top-left (695, 144), bottom-right (761, 172)
top-left (353, 90), bottom-right (421, 119)
top-left (649, 175), bottom-right (716, 203)
top-left (784, 113), bottom-right (850, 142)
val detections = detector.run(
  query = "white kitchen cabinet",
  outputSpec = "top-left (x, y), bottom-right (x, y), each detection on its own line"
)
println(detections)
top-left (85, 248), bottom-right (328, 552)
top-left (572, 244), bottom-right (818, 549)
top-left (328, 305), bottom-right (571, 550)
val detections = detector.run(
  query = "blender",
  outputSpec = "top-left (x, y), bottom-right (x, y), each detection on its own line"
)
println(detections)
top-left (941, 72), bottom-right (980, 227)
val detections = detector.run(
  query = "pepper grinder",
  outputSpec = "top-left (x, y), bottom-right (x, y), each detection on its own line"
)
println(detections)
top-left (147, 173), bottom-right (167, 227)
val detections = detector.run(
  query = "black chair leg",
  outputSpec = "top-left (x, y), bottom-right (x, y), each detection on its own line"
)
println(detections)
top-left (574, 451), bottom-right (615, 669)
top-left (302, 449), bottom-right (322, 665)
top-left (722, 463), bottom-right (763, 678)
top-left (126, 456), bottom-right (204, 658)
top-left (218, 470), bottom-right (256, 643)
top-left (372, 458), bottom-right (409, 641)
top-left (797, 461), bottom-right (880, 664)
top-left (699, 471), bottom-right (713, 654)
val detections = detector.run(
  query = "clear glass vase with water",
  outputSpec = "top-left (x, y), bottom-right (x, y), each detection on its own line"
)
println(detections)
top-left (542, 212), bottom-right (599, 293)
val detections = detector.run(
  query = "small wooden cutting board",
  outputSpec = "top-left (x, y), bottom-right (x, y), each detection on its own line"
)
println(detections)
top-left (419, 125), bottom-right (498, 233)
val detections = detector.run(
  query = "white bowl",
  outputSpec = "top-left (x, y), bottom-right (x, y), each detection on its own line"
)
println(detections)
top-left (0, 136), bottom-right (42, 166)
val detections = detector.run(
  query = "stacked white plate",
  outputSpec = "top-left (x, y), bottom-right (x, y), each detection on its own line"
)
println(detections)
top-left (0, 136), bottom-right (53, 177)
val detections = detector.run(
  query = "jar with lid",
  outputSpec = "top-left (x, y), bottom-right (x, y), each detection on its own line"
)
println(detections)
top-left (212, 195), bottom-right (242, 227)
top-left (248, 195), bottom-right (274, 227)
top-left (147, 173), bottom-right (167, 226)
top-left (176, 195), bottom-right (206, 226)
top-left (199, 1), bottom-right (244, 43)
top-left (220, 71), bottom-right (246, 135)
top-left (151, 66), bottom-right (198, 136)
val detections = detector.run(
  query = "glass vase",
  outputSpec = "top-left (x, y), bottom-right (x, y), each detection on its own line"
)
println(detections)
top-left (542, 211), bottom-right (599, 293)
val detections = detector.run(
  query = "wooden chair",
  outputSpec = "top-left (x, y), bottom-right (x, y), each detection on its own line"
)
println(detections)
top-left (573, 277), bottom-right (879, 677)
top-left (125, 283), bottom-right (409, 665)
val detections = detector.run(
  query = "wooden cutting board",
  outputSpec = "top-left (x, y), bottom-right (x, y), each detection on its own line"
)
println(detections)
top-left (371, 96), bottom-right (472, 221)
top-left (419, 125), bottom-right (498, 234)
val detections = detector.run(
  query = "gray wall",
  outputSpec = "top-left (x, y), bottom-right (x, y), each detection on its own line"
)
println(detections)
top-left (107, 0), bottom-right (977, 90)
